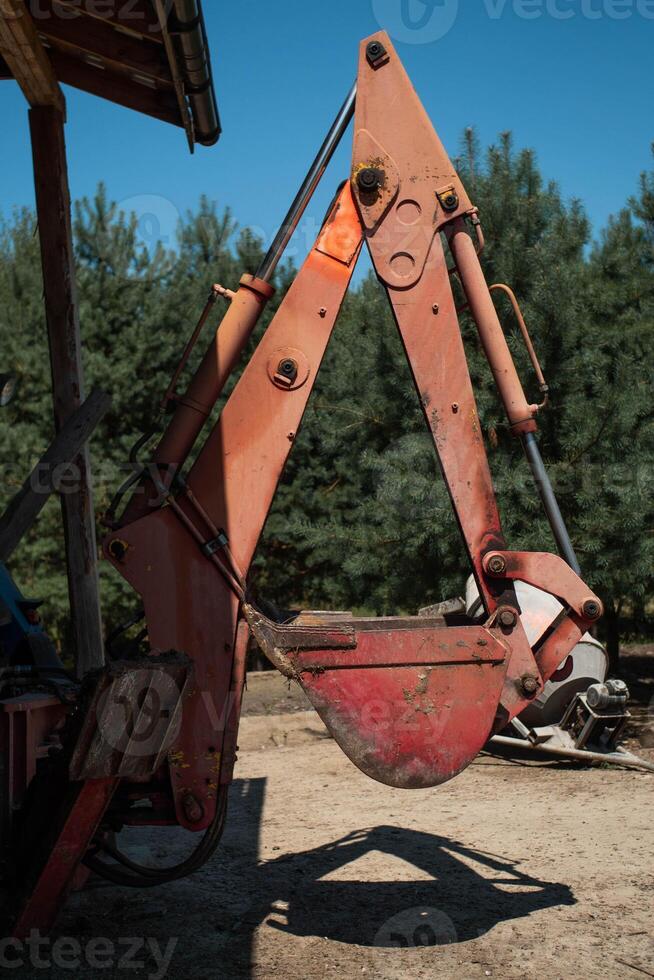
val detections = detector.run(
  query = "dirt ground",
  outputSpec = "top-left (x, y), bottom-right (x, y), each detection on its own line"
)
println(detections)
top-left (20, 648), bottom-right (654, 979)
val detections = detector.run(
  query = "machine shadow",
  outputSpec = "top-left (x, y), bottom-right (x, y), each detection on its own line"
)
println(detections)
top-left (62, 776), bottom-right (574, 979)
top-left (218, 779), bottom-right (576, 967)
top-left (242, 826), bottom-right (575, 949)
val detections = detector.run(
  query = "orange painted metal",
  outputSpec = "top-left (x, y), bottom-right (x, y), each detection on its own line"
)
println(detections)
top-left (184, 184), bottom-right (363, 572)
top-left (120, 273), bottom-right (275, 525)
top-left (12, 777), bottom-right (118, 938)
top-left (7, 29), bottom-right (608, 938)
top-left (105, 185), bottom-right (363, 829)
top-left (107, 32), bottom-right (599, 803)
top-left (351, 34), bottom-right (473, 291)
top-left (483, 551), bottom-right (603, 621)
top-left (449, 222), bottom-right (539, 436)
top-left (161, 284), bottom-right (222, 413)
top-left (489, 283), bottom-right (549, 406)
top-left (155, 273), bottom-right (275, 469)
top-left (482, 550), bottom-right (604, 686)
top-left (350, 32), bottom-right (513, 617)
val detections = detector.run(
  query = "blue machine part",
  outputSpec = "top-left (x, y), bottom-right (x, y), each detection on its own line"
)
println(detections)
top-left (0, 562), bottom-right (51, 666)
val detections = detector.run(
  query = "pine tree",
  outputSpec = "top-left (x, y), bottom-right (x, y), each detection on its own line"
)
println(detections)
top-left (0, 144), bottom-right (651, 660)
top-left (0, 187), bottom-right (272, 646)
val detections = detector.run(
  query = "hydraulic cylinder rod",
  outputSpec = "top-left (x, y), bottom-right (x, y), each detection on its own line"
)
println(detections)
top-left (449, 223), bottom-right (581, 574)
top-left (522, 431), bottom-right (581, 574)
top-left (149, 83), bottom-right (358, 478)
top-left (151, 274), bottom-right (274, 472)
top-left (256, 82), bottom-right (358, 283)
top-left (449, 223), bottom-right (537, 435)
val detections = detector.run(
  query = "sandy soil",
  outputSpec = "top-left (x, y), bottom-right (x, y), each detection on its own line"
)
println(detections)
top-left (15, 651), bottom-right (654, 980)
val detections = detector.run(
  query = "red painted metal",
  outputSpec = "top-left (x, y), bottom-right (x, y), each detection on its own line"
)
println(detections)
top-left (483, 551), bottom-right (603, 621)
top-left (105, 184), bottom-right (364, 829)
top-left (104, 32), bottom-right (599, 802)
top-left (246, 607), bottom-right (509, 788)
top-left (6, 31), bottom-right (607, 933)
top-left (120, 272), bottom-right (275, 524)
top-left (350, 34), bottom-right (514, 618)
top-left (448, 222), bottom-right (539, 436)
top-left (12, 777), bottom-right (117, 938)
top-left (0, 695), bottom-right (67, 834)
top-left (481, 550), bottom-right (604, 684)
top-left (155, 273), bottom-right (275, 470)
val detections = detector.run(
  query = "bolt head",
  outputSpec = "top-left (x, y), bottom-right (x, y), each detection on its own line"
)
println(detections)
top-left (366, 40), bottom-right (387, 64)
top-left (182, 793), bottom-right (204, 824)
top-left (582, 599), bottom-right (602, 620)
top-left (440, 191), bottom-right (460, 213)
top-left (499, 609), bottom-right (518, 629)
top-left (108, 539), bottom-right (127, 563)
top-left (486, 554), bottom-right (507, 576)
top-left (357, 167), bottom-right (383, 194)
top-left (521, 674), bottom-right (540, 696)
top-left (278, 358), bottom-right (298, 379)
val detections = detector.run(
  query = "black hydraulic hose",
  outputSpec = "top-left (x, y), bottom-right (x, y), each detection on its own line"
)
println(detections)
top-left (521, 432), bottom-right (581, 574)
top-left (84, 791), bottom-right (228, 888)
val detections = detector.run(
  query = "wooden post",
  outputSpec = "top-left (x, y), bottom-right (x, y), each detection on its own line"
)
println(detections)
top-left (29, 105), bottom-right (104, 677)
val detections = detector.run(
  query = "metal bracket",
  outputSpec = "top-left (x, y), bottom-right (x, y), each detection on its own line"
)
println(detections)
top-left (201, 529), bottom-right (229, 558)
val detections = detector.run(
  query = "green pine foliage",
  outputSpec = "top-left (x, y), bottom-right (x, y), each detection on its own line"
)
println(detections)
top-left (0, 139), bottom-right (652, 662)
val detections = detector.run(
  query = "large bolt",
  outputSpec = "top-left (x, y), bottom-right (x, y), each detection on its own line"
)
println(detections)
top-left (521, 674), bottom-right (540, 696)
top-left (108, 539), bottom-right (128, 563)
top-left (440, 190), bottom-right (460, 213)
top-left (277, 358), bottom-right (298, 382)
top-left (486, 554), bottom-right (507, 576)
top-left (582, 599), bottom-right (602, 620)
top-left (357, 167), bottom-right (384, 194)
top-left (182, 793), bottom-right (204, 825)
top-left (499, 609), bottom-right (518, 629)
top-left (366, 40), bottom-right (387, 65)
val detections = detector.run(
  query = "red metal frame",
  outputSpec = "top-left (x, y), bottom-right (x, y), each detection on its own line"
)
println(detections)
top-left (12, 778), bottom-right (117, 939)
top-left (102, 29), bottom-right (602, 807)
top-left (104, 183), bottom-right (364, 831)
top-left (0, 695), bottom-right (68, 836)
top-left (7, 31), bottom-right (605, 933)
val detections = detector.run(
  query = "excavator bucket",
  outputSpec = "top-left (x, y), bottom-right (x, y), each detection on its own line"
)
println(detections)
top-left (245, 606), bottom-right (509, 788)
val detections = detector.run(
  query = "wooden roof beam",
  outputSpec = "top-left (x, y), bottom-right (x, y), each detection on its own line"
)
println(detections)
top-left (50, 48), bottom-right (180, 127)
top-left (37, 1), bottom-right (171, 84)
top-left (51, 0), bottom-right (161, 39)
top-left (0, 0), bottom-right (65, 112)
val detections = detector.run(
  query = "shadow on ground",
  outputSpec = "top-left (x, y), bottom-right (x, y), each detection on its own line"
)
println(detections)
top-left (58, 776), bottom-right (575, 977)
top-left (252, 823), bottom-right (575, 947)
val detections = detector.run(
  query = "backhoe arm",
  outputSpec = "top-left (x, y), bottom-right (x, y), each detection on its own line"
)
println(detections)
top-left (104, 32), bottom-right (602, 798)
top-left (8, 30), bottom-right (606, 941)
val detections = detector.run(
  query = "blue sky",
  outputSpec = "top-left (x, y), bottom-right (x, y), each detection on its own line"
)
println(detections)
top-left (1, 0), bottom-right (652, 274)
